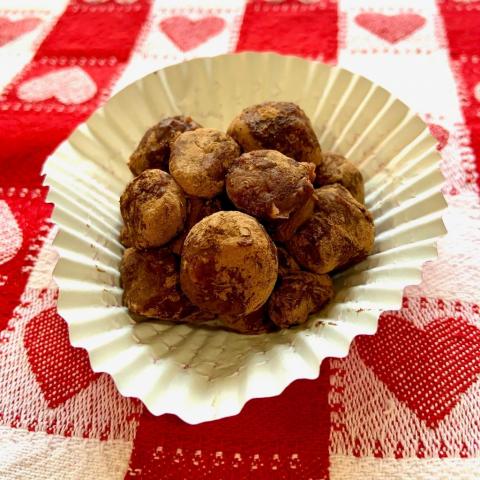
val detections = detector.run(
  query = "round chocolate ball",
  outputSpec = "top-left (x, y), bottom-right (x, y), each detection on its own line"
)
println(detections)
top-left (226, 150), bottom-right (315, 221)
top-left (120, 169), bottom-right (186, 249)
top-left (315, 152), bottom-right (364, 203)
top-left (287, 184), bottom-right (375, 274)
top-left (128, 116), bottom-right (201, 175)
top-left (180, 211), bottom-right (278, 316)
top-left (121, 247), bottom-right (197, 321)
top-left (227, 101), bottom-right (322, 165)
top-left (268, 271), bottom-right (334, 328)
top-left (169, 128), bottom-right (240, 198)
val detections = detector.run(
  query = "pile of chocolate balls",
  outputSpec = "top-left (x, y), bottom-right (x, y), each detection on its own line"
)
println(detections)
top-left (119, 102), bottom-right (375, 334)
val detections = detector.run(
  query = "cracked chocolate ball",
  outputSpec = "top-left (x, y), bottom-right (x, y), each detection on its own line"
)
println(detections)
top-left (269, 196), bottom-right (315, 243)
top-left (287, 184), bottom-right (375, 274)
top-left (121, 247), bottom-right (200, 321)
top-left (120, 169), bottom-right (187, 249)
top-left (169, 196), bottom-right (222, 255)
top-left (226, 150), bottom-right (315, 221)
top-left (169, 128), bottom-right (241, 198)
top-left (128, 116), bottom-right (201, 175)
top-left (180, 211), bottom-right (278, 316)
top-left (268, 271), bottom-right (334, 328)
top-left (227, 101), bottom-right (322, 165)
top-left (315, 152), bottom-right (364, 203)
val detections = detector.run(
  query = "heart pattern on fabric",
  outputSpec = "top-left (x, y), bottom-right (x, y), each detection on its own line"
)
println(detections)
top-left (428, 123), bottom-right (450, 151)
top-left (355, 13), bottom-right (426, 44)
top-left (24, 307), bottom-right (100, 408)
top-left (17, 67), bottom-right (97, 105)
top-left (160, 16), bottom-right (226, 52)
top-left (0, 17), bottom-right (41, 47)
top-left (0, 200), bottom-right (22, 266)
top-left (357, 313), bottom-right (480, 428)
top-left (0, 194), bottom-right (52, 331)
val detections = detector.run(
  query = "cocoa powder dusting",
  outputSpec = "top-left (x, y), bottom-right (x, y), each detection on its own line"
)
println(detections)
top-left (180, 211), bottom-right (278, 316)
top-left (227, 101), bottom-right (322, 165)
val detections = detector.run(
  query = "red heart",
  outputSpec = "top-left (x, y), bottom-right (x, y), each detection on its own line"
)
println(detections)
top-left (0, 193), bottom-right (51, 331)
top-left (0, 17), bottom-right (41, 47)
top-left (357, 313), bottom-right (480, 428)
top-left (355, 13), bottom-right (426, 44)
top-left (160, 16), bottom-right (225, 52)
top-left (24, 307), bottom-right (99, 408)
top-left (428, 123), bottom-right (450, 151)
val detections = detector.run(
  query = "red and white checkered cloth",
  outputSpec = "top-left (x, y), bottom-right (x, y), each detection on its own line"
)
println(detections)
top-left (0, 0), bottom-right (479, 478)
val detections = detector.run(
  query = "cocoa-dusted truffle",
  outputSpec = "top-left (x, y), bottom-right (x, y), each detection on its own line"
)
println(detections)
top-left (268, 271), bottom-right (334, 328)
top-left (220, 305), bottom-right (277, 334)
top-left (276, 246), bottom-right (300, 277)
top-left (120, 169), bottom-right (186, 249)
top-left (226, 150), bottom-right (315, 221)
top-left (170, 197), bottom-right (222, 255)
top-left (128, 116), bottom-right (201, 176)
top-left (269, 196), bottom-right (315, 242)
top-left (119, 226), bottom-right (132, 248)
top-left (180, 211), bottom-right (278, 316)
top-left (315, 152), bottom-right (364, 203)
top-left (227, 101), bottom-right (322, 165)
top-left (287, 184), bottom-right (375, 274)
top-left (121, 247), bottom-right (199, 321)
top-left (169, 128), bottom-right (240, 198)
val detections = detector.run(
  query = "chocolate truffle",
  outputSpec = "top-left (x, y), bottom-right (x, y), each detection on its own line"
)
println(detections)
top-left (128, 116), bottom-right (201, 175)
top-left (169, 196), bottom-right (222, 255)
top-left (268, 271), bottom-right (334, 328)
top-left (269, 196), bottom-right (315, 242)
top-left (120, 169), bottom-right (186, 249)
top-left (227, 101), bottom-right (322, 165)
top-left (219, 305), bottom-right (277, 334)
top-left (276, 246), bottom-right (300, 277)
top-left (226, 150), bottom-right (315, 221)
top-left (169, 128), bottom-right (241, 198)
top-left (315, 152), bottom-right (364, 203)
top-left (121, 247), bottom-right (199, 321)
top-left (119, 226), bottom-right (132, 248)
top-left (180, 211), bottom-right (278, 316)
top-left (287, 184), bottom-right (375, 274)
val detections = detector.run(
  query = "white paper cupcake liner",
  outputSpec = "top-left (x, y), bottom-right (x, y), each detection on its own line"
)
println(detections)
top-left (43, 52), bottom-right (447, 424)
